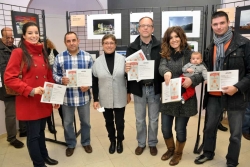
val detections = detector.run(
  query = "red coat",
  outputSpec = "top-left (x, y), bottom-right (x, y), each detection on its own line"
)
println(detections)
top-left (4, 40), bottom-right (54, 120)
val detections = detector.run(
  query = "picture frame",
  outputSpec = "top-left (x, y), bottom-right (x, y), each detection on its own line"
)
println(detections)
top-left (235, 5), bottom-right (250, 34)
top-left (217, 7), bottom-right (236, 22)
top-left (130, 12), bottom-right (153, 42)
top-left (187, 41), bottom-right (198, 52)
top-left (162, 11), bottom-right (201, 38)
top-left (87, 13), bottom-right (121, 39)
top-left (86, 50), bottom-right (99, 62)
top-left (116, 45), bottom-right (128, 57)
top-left (11, 11), bottom-right (40, 38)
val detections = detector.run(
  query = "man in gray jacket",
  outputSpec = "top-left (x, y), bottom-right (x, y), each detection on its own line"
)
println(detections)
top-left (0, 27), bottom-right (26, 148)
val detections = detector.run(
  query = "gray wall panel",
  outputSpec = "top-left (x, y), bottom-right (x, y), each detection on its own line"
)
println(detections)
top-left (108, 0), bottom-right (221, 47)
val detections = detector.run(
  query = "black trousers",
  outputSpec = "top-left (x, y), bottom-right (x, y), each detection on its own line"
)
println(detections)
top-left (26, 118), bottom-right (48, 167)
top-left (46, 105), bottom-right (63, 126)
top-left (103, 107), bottom-right (125, 142)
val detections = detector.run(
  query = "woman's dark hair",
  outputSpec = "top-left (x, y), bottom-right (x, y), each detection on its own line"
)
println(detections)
top-left (160, 26), bottom-right (190, 59)
top-left (19, 22), bottom-right (49, 70)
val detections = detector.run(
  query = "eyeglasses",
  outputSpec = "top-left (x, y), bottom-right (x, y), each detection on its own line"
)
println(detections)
top-left (138, 24), bottom-right (153, 28)
top-left (103, 42), bottom-right (115, 45)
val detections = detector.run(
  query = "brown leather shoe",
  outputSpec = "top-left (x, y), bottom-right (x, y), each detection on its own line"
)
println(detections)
top-left (83, 145), bottom-right (92, 153)
top-left (66, 147), bottom-right (75, 157)
top-left (135, 146), bottom-right (146, 155)
top-left (243, 133), bottom-right (250, 140)
top-left (149, 146), bottom-right (158, 156)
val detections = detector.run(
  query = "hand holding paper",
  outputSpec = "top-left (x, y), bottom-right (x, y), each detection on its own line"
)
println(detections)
top-left (221, 85), bottom-right (238, 96)
top-left (62, 76), bottom-right (69, 85)
top-left (97, 107), bottom-right (105, 112)
top-left (53, 104), bottom-right (60, 109)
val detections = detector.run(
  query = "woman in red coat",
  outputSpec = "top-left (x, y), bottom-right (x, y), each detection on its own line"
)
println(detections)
top-left (4, 22), bottom-right (59, 167)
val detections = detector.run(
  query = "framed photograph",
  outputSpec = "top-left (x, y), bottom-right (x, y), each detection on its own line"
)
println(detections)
top-left (87, 13), bottom-right (121, 39)
top-left (116, 45), bottom-right (128, 57)
top-left (187, 41), bottom-right (198, 52)
top-left (235, 5), bottom-right (250, 34)
top-left (130, 12), bottom-right (153, 42)
top-left (217, 7), bottom-right (236, 22)
top-left (162, 11), bottom-right (201, 38)
top-left (86, 50), bottom-right (99, 62)
top-left (11, 11), bottom-right (39, 38)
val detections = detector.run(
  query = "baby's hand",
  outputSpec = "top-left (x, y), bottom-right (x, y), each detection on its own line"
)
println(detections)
top-left (186, 68), bottom-right (194, 73)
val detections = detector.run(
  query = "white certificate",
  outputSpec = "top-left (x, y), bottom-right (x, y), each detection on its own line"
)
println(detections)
top-left (41, 82), bottom-right (67, 104)
top-left (207, 70), bottom-right (238, 92)
top-left (162, 78), bottom-right (182, 103)
top-left (138, 60), bottom-right (154, 80)
top-left (127, 60), bottom-right (154, 81)
top-left (127, 61), bottom-right (139, 81)
top-left (125, 49), bottom-right (147, 62)
top-left (77, 69), bottom-right (92, 86)
top-left (66, 69), bottom-right (92, 87)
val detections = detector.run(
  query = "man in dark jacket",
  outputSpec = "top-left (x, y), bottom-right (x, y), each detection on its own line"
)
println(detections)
top-left (0, 27), bottom-right (26, 148)
top-left (125, 17), bottom-right (163, 156)
top-left (194, 11), bottom-right (250, 167)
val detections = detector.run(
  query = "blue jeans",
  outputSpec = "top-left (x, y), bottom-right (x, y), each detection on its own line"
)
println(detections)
top-left (62, 102), bottom-right (91, 148)
top-left (26, 118), bottom-right (48, 167)
top-left (203, 96), bottom-right (245, 166)
top-left (242, 102), bottom-right (250, 134)
top-left (133, 85), bottom-right (160, 147)
top-left (161, 114), bottom-right (189, 142)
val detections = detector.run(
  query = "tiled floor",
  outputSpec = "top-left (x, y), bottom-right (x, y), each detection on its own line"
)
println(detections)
top-left (0, 101), bottom-right (250, 167)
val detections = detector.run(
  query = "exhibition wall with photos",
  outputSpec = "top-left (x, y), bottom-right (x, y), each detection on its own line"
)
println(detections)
top-left (0, 3), bottom-right (47, 47)
top-left (67, 5), bottom-right (207, 57)
top-left (213, 0), bottom-right (250, 40)
top-left (67, 0), bottom-right (250, 58)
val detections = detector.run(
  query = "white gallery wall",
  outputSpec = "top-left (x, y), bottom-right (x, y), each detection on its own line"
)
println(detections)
top-left (0, 0), bottom-right (31, 137)
top-left (0, 0), bottom-right (107, 136)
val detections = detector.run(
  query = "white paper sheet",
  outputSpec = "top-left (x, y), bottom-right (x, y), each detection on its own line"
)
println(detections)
top-left (66, 69), bottom-right (92, 87)
top-left (207, 70), bottom-right (238, 92)
top-left (162, 78), bottom-right (182, 103)
top-left (41, 82), bottom-right (67, 104)
top-left (137, 60), bottom-right (154, 80)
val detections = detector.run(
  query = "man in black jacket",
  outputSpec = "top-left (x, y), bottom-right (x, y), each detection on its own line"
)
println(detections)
top-left (125, 17), bottom-right (163, 156)
top-left (194, 11), bottom-right (250, 167)
top-left (0, 27), bottom-right (26, 148)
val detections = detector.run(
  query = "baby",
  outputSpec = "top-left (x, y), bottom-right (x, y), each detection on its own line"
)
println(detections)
top-left (181, 51), bottom-right (207, 104)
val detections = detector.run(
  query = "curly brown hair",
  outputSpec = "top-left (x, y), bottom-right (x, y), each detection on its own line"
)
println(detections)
top-left (46, 38), bottom-right (56, 49)
top-left (160, 26), bottom-right (190, 59)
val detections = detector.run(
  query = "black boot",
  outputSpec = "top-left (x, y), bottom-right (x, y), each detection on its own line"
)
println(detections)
top-left (43, 156), bottom-right (58, 165)
top-left (117, 141), bottom-right (123, 154)
top-left (47, 117), bottom-right (57, 134)
top-left (48, 125), bottom-right (57, 134)
top-left (109, 141), bottom-right (116, 154)
top-left (218, 123), bottom-right (228, 131)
